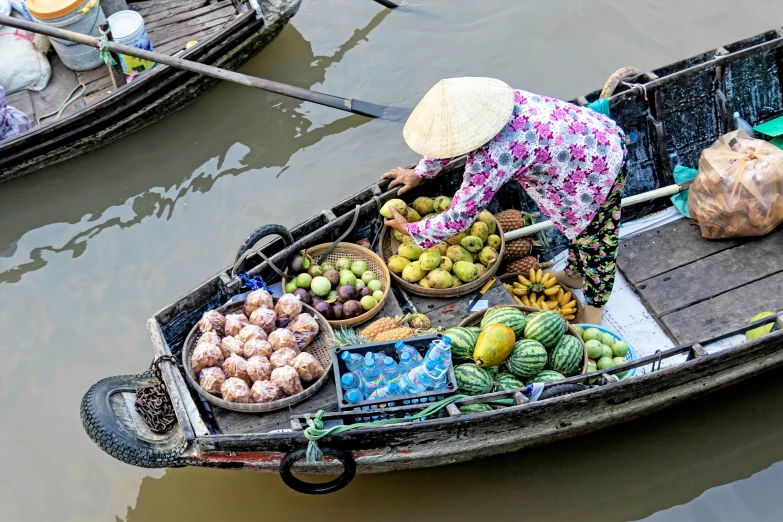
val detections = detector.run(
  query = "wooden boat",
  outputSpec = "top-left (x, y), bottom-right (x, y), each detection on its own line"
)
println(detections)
top-left (0, 0), bottom-right (300, 183)
top-left (81, 28), bottom-right (783, 493)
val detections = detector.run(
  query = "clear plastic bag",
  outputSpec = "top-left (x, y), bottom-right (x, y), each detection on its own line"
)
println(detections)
top-left (221, 377), bottom-right (251, 403)
top-left (250, 380), bottom-right (284, 403)
top-left (271, 366), bottom-right (303, 396)
top-left (222, 354), bottom-right (250, 386)
top-left (287, 313), bottom-right (319, 350)
top-left (238, 324), bottom-right (267, 344)
top-left (269, 328), bottom-right (297, 352)
top-left (246, 355), bottom-right (272, 383)
top-left (244, 289), bottom-right (274, 317)
top-left (689, 131), bottom-right (783, 238)
top-left (291, 352), bottom-right (325, 382)
top-left (224, 313), bottom-right (249, 337)
top-left (243, 338), bottom-right (273, 359)
top-left (199, 367), bottom-right (226, 395)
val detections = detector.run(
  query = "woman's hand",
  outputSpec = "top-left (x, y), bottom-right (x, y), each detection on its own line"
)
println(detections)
top-left (384, 207), bottom-right (410, 235)
top-left (382, 167), bottom-right (421, 195)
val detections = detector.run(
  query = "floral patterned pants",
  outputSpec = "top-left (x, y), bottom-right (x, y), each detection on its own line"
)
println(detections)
top-left (564, 161), bottom-right (629, 306)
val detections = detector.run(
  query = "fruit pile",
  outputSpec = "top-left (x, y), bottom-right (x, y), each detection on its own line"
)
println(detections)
top-left (382, 197), bottom-right (500, 289)
top-left (284, 253), bottom-right (384, 321)
top-left (191, 291), bottom-right (325, 404)
top-left (444, 307), bottom-right (584, 400)
top-left (503, 270), bottom-right (577, 320)
top-left (574, 326), bottom-right (631, 378)
top-left (331, 313), bottom-right (433, 346)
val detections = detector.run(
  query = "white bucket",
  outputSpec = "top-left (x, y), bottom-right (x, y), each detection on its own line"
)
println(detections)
top-left (107, 10), bottom-right (155, 76)
top-left (29, 0), bottom-right (106, 71)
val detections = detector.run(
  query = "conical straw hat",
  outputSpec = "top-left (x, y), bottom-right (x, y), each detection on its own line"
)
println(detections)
top-left (403, 77), bottom-right (514, 159)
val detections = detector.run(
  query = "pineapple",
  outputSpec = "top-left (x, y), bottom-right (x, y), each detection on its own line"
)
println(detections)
top-left (332, 327), bottom-right (368, 347)
top-left (359, 316), bottom-right (404, 341)
top-left (503, 238), bottom-right (536, 262)
top-left (505, 255), bottom-right (543, 274)
top-left (372, 326), bottom-right (416, 343)
top-left (495, 210), bottom-right (537, 232)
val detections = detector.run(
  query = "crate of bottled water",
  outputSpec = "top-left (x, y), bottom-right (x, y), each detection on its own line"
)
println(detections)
top-left (331, 333), bottom-right (458, 412)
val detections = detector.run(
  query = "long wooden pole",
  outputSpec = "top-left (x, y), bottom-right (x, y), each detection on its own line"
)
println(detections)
top-left (504, 180), bottom-right (694, 240)
top-left (0, 15), bottom-right (412, 122)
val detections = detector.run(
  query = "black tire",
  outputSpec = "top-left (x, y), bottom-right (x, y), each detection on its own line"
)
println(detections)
top-left (81, 375), bottom-right (188, 468)
top-left (234, 224), bottom-right (295, 267)
top-left (538, 383), bottom-right (586, 401)
top-left (279, 447), bottom-right (356, 494)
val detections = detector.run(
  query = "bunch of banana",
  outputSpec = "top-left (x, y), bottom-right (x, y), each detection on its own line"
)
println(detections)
top-left (502, 269), bottom-right (577, 321)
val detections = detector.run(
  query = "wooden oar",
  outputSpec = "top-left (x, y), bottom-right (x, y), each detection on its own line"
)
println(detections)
top-left (371, 0), bottom-right (402, 7)
top-left (0, 15), bottom-right (413, 122)
top-left (504, 180), bottom-right (695, 240)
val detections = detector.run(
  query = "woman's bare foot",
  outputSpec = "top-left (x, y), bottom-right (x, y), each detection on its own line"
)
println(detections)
top-left (583, 305), bottom-right (604, 325)
top-left (548, 270), bottom-right (584, 289)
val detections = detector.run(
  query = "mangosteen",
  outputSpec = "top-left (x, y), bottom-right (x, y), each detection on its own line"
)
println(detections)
top-left (323, 269), bottom-right (340, 287)
top-left (276, 317), bottom-right (291, 329)
top-left (314, 301), bottom-right (333, 320)
top-left (292, 288), bottom-right (311, 305)
top-left (307, 264), bottom-right (323, 278)
top-left (288, 253), bottom-right (312, 274)
top-left (359, 287), bottom-right (372, 298)
top-left (332, 302), bottom-right (343, 320)
top-left (337, 284), bottom-right (358, 303)
top-left (342, 300), bottom-right (363, 319)
top-left (311, 296), bottom-right (325, 308)
top-left (356, 238), bottom-right (371, 249)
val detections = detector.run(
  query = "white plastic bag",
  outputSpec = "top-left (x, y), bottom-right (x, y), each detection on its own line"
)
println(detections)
top-left (0, 20), bottom-right (52, 93)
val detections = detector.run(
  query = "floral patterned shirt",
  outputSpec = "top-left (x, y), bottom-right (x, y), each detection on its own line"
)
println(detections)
top-left (407, 89), bottom-right (625, 249)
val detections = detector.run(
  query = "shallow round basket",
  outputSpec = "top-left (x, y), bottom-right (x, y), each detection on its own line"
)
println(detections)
top-left (574, 323), bottom-right (637, 380)
top-left (182, 300), bottom-right (335, 413)
top-left (380, 217), bottom-right (505, 298)
top-left (499, 272), bottom-right (584, 323)
top-left (457, 304), bottom-right (589, 375)
top-left (282, 242), bottom-right (390, 329)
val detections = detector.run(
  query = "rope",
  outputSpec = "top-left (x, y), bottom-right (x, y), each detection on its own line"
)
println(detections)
top-left (238, 272), bottom-right (272, 292)
top-left (37, 83), bottom-right (86, 125)
top-left (302, 394), bottom-right (515, 462)
top-left (317, 205), bottom-right (361, 264)
top-left (621, 80), bottom-right (648, 101)
top-left (97, 27), bottom-right (117, 67)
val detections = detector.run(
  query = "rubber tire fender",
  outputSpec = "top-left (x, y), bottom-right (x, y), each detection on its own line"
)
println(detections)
top-left (81, 375), bottom-right (188, 469)
top-left (234, 224), bottom-right (295, 269)
top-left (279, 447), bottom-right (356, 494)
top-left (537, 383), bottom-right (586, 401)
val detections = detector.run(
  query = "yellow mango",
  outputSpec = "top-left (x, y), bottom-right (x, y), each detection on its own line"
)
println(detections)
top-left (473, 323), bottom-right (516, 367)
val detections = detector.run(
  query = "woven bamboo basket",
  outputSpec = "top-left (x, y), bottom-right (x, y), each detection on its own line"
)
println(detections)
top-left (457, 304), bottom-right (589, 375)
top-left (499, 272), bottom-right (584, 323)
top-left (182, 299), bottom-right (334, 413)
top-left (380, 216), bottom-right (505, 298)
top-left (282, 243), bottom-right (391, 329)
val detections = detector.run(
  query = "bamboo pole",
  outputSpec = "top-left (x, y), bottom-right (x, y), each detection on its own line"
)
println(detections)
top-left (504, 181), bottom-right (693, 240)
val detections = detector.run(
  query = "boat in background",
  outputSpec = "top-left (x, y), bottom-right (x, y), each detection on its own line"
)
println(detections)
top-left (0, 0), bottom-right (301, 183)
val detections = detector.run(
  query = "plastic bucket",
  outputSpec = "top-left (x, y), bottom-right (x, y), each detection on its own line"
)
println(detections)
top-left (28, 0), bottom-right (106, 71)
top-left (107, 10), bottom-right (155, 76)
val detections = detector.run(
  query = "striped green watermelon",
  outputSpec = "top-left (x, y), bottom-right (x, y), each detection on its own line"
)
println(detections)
top-left (466, 326), bottom-right (482, 337)
top-left (524, 310), bottom-right (566, 348)
top-left (485, 365), bottom-right (500, 375)
top-left (481, 307), bottom-right (527, 338)
top-left (454, 363), bottom-right (493, 395)
top-left (527, 370), bottom-right (565, 385)
top-left (443, 327), bottom-right (479, 361)
top-left (459, 403), bottom-right (493, 415)
top-left (506, 339), bottom-right (548, 378)
top-left (494, 373), bottom-right (525, 391)
top-left (548, 335), bottom-right (584, 376)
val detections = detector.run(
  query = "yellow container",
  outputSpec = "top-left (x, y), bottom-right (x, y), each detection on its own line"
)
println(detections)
top-left (107, 10), bottom-right (155, 75)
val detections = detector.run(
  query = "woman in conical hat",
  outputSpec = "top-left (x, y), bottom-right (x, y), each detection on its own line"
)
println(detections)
top-left (382, 77), bottom-right (628, 324)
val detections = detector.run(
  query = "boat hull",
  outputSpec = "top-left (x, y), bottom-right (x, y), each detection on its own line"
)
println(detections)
top-left (192, 330), bottom-right (783, 474)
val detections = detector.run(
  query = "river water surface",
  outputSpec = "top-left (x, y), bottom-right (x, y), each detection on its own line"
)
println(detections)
top-left (2, 1), bottom-right (783, 521)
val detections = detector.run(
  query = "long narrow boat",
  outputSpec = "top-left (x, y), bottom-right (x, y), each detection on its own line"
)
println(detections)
top-left (0, 0), bottom-right (300, 183)
top-left (81, 28), bottom-right (783, 493)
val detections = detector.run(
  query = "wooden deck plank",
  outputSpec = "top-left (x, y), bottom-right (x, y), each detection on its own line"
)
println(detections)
top-left (213, 379), bottom-right (339, 435)
top-left (144, 2), bottom-right (233, 31)
top-left (136, 0), bottom-right (208, 18)
top-left (660, 272), bottom-right (783, 344)
top-left (155, 19), bottom-right (231, 54)
top-left (76, 66), bottom-right (112, 85)
top-left (149, 15), bottom-right (234, 50)
top-left (617, 220), bottom-right (742, 284)
top-left (29, 55), bottom-right (85, 125)
top-left (130, 0), bottom-right (195, 8)
top-left (639, 228), bottom-right (783, 316)
top-left (416, 280), bottom-right (516, 330)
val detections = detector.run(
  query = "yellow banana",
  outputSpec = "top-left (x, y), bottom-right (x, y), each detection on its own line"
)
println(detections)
top-left (529, 268), bottom-right (536, 283)
top-left (512, 288), bottom-right (526, 296)
top-left (512, 281), bottom-right (522, 288)
top-left (535, 268), bottom-right (543, 283)
top-left (537, 295), bottom-right (547, 308)
top-left (565, 314), bottom-right (576, 320)
top-left (564, 300), bottom-right (576, 309)
top-left (513, 296), bottom-right (523, 305)
top-left (544, 286), bottom-right (560, 296)
top-left (560, 307), bottom-right (576, 315)
top-left (543, 277), bottom-right (558, 289)
top-left (541, 272), bottom-right (551, 284)
top-left (557, 287), bottom-right (564, 301)
top-left (559, 292), bottom-right (572, 306)
top-left (521, 295), bottom-right (531, 306)
top-left (518, 275), bottom-right (532, 286)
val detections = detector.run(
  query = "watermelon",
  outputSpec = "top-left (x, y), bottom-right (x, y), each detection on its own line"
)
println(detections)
top-left (485, 365), bottom-right (501, 375)
top-left (443, 327), bottom-right (479, 361)
top-left (481, 307), bottom-right (527, 338)
top-left (548, 335), bottom-right (584, 376)
top-left (494, 373), bottom-right (525, 391)
top-left (459, 403), bottom-right (493, 415)
top-left (524, 310), bottom-right (566, 348)
top-left (506, 339), bottom-right (548, 378)
top-left (527, 370), bottom-right (565, 385)
top-left (466, 326), bottom-right (482, 337)
top-left (454, 363), bottom-right (493, 395)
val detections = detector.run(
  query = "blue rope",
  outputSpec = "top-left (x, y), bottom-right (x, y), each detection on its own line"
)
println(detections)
top-left (239, 272), bottom-right (271, 292)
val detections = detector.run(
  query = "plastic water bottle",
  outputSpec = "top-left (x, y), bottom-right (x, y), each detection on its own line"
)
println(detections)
top-left (341, 373), bottom-right (363, 394)
top-left (372, 352), bottom-right (386, 367)
top-left (361, 353), bottom-right (384, 397)
top-left (381, 356), bottom-right (399, 382)
top-left (395, 340), bottom-right (422, 363)
top-left (733, 111), bottom-right (756, 138)
top-left (424, 336), bottom-right (452, 388)
top-left (344, 389), bottom-right (363, 404)
top-left (398, 351), bottom-right (418, 374)
top-left (398, 360), bottom-right (440, 394)
top-left (341, 352), bottom-right (363, 374)
top-left (372, 379), bottom-right (399, 400)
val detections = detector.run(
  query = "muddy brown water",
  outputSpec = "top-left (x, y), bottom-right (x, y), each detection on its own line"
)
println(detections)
top-left (1, 1), bottom-right (782, 520)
